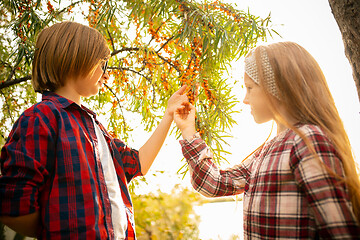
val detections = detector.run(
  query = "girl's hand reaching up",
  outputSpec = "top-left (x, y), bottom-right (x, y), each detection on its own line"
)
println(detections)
top-left (174, 103), bottom-right (197, 140)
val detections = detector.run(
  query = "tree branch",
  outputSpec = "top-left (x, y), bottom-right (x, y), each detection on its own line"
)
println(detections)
top-left (0, 75), bottom-right (31, 90)
top-left (153, 52), bottom-right (182, 74)
top-left (110, 66), bottom-right (151, 81)
top-left (106, 27), bottom-right (116, 52)
top-left (103, 83), bottom-right (128, 132)
top-left (111, 47), bottom-right (140, 56)
top-left (156, 35), bottom-right (175, 54)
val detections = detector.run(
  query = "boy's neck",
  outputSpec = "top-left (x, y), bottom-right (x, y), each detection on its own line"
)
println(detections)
top-left (55, 86), bottom-right (81, 106)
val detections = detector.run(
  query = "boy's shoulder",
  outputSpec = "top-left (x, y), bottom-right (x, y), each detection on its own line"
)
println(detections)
top-left (6, 98), bottom-right (64, 138)
top-left (23, 92), bottom-right (74, 118)
top-left (23, 98), bottom-right (62, 118)
top-left (15, 93), bottom-right (75, 131)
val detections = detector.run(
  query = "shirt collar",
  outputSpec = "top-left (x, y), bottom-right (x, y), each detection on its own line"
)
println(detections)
top-left (42, 91), bottom-right (97, 118)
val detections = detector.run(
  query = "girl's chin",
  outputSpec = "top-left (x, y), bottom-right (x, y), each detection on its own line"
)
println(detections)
top-left (252, 115), bottom-right (269, 124)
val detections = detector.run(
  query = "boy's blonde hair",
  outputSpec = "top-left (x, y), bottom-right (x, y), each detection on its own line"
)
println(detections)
top-left (246, 41), bottom-right (360, 223)
top-left (32, 21), bottom-right (110, 93)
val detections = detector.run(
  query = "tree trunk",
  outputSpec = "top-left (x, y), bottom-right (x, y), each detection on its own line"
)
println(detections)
top-left (328, 0), bottom-right (360, 103)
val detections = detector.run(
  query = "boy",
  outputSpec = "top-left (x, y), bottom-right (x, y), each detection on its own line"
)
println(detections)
top-left (0, 21), bottom-right (189, 239)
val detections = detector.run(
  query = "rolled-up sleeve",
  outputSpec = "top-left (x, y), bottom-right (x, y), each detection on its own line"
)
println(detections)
top-left (111, 139), bottom-right (142, 183)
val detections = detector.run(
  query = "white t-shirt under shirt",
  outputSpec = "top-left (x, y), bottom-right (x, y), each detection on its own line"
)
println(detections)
top-left (93, 119), bottom-right (128, 239)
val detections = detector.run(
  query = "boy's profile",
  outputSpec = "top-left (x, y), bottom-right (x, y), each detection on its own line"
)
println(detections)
top-left (0, 21), bottom-right (189, 239)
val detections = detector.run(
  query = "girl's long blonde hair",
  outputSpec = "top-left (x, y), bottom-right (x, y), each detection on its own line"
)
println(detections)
top-left (249, 41), bottom-right (360, 223)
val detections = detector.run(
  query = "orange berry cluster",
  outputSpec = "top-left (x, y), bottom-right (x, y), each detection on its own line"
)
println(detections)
top-left (180, 37), bottom-right (215, 106)
top-left (148, 20), bottom-right (160, 42)
top-left (175, 0), bottom-right (190, 14)
top-left (87, 0), bottom-right (102, 27)
top-left (147, 19), bottom-right (174, 57)
top-left (67, 5), bottom-right (74, 14)
top-left (47, 0), bottom-right (54, 13)
top-left (144, 51), bottom-right (158, 69)
top-left (195, 116), bottom-right (205, 137)
top-left (208, 1), bottom-right (244, 23)
top-left (16, 0), bottom-right (35, 42)
top-left (201, 78), bottom-right (214, 103)
top-left (179, 56), bottom-right (200, 104)
top-left (111, 68), bottom-right (129, 94)
top-left (160, 71), bottom-right (169, 91)
top-left (18, 0), bottom-right (33, 16)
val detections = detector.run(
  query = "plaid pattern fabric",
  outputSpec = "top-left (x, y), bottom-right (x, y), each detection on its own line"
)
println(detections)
top-left (180, 124), bottom-right (360, 239)
top-left (0, 92), bottom-right (142, 240)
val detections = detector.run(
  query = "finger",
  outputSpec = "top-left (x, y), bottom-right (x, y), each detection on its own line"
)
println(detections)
top-left (177, 105), bottom-right (186, 111)
top-left (180, 94), bottom-right (189, 103)
top-left (177, 85), bottom-right (188, 95)
top-left (187, 103), bottom-right (195, 111)
top-left (194, 83), bottom-right (200, 102)
top-left (181, 102), bottom-right (190, 111)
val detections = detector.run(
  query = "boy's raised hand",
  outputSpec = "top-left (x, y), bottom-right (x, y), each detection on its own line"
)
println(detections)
top-left (165, 85), bottom-right (189, 119)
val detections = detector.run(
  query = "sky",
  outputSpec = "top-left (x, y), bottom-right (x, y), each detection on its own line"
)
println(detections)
top-left (132, 0), bottom-right (360, 195)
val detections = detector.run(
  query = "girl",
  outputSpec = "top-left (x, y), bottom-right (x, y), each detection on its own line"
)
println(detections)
top-left (174, 41), bottom-right (360, 239)
top-left (0, 21), bottom-right (189, 239)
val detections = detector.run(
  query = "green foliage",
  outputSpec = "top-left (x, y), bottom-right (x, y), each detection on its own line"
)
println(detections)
top-left (0, 0), bottom-right (277, 160)
top-left (131, 185), bottom-right (203, 240)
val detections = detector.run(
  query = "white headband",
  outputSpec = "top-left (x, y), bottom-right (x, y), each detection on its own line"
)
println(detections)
top-left (244, 47), bottom-right (280, 99)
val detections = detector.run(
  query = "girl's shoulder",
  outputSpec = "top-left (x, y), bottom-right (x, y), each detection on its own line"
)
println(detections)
top-left (285, 123), bottom-right (335, 158)
top-left (297, 123), bottom-right (324, 135)
top-left (268, 124), bottom-right (332, 156)
top-left (285, 123), bottom-right (328, 143)
top-left (262, 124), bottom-right (324, 149)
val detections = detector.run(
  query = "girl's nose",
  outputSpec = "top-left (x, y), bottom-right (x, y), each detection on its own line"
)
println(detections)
top-left (243, 94), bottom-right (249, 105)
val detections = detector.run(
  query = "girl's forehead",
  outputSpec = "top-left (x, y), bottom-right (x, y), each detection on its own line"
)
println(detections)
top-left (244, 73), bottom-right (256, 85)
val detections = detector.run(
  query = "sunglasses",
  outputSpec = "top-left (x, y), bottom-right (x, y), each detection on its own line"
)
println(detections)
top-left (101, 60), bottom-right (108, 74)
